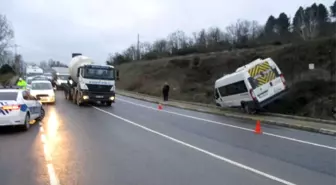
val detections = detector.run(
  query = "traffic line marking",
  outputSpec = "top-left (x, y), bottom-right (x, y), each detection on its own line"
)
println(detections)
top-left (94, 106), bottom-right (297, 185)
top-left (40, 122), bottom-right (60, 185)
top-left (117, 98), bottom-right (336, 151)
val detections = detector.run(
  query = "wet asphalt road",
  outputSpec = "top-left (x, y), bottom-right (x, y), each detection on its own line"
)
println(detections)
top-left (0, 91), bottom-right (335, 185)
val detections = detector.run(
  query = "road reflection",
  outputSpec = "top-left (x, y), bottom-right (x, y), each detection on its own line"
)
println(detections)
top-left (40, 106), bottom-right (60, 185)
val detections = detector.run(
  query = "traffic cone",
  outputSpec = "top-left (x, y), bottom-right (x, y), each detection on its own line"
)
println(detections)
top-left (254, 120), bottom-right (262, 134)
top-left (158, 104), bottom-right (163, 110)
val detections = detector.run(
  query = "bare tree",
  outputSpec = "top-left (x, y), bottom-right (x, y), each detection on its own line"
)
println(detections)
top-left (207, 27), bottom-right (222, 47)
top-left (0, 50), bottom-right (14, 65)
top-left (196, 29), bottom-right (207, 48)
top-left (152, 39), bottom-right (168, 53)
top-left (0, 14), bottom-right (14, 65)
top-left (250, 21), bottom-right (263, 40)
top-left (123, 45), bottom-right (137, 61)
top-left (226, 19), bottom-right (252, 45)
top-left (140, 42), bottom-right (152, 54)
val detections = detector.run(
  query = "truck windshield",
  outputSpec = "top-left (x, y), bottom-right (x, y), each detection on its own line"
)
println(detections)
top-left (83, 67), bottom-right (115, 80)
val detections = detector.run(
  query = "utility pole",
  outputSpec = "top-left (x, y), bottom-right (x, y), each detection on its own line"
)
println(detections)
top-left (13, 44), bottom-right (21, 74)
top-left (137, 34), bottom-right (140, 60)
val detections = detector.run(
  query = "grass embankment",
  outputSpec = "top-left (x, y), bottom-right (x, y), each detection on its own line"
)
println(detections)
top-left (117, 37), bottom-right (336, 120)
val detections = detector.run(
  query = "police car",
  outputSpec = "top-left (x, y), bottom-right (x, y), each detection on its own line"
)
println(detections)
top-left (0, 86), bottom-right (45, 131)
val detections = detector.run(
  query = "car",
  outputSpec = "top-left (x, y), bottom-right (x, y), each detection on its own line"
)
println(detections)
top-left (26, 78), bottom-right (33, 89)
top-left (43, 72), bottom-right (53, 81)
top-left (29, 80), bottom-right (56, 104)
top-left (0, 86), bottom-right (45, 131)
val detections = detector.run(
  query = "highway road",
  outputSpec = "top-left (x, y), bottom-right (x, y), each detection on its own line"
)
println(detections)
top-left (0, 91), bottom-right (335, 185)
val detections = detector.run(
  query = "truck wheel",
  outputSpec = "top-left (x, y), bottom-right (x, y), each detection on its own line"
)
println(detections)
top-left (106, 101), bottom-right (112, 106)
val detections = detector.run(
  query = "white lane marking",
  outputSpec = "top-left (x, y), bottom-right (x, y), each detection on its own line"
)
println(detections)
top-left (40, 122), bottom-right (60, 185)
top-left (118, 98), bottom-right (336, 151)
top-left (47, 163), bottom-right (60, 185)
top-left (93, 106), bottom-right (296, 185)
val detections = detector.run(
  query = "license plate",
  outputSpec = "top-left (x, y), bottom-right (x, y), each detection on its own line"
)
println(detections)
top-left (96, 95), bottom-right (103, 98)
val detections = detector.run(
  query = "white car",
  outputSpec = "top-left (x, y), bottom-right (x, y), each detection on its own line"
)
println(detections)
top-left (0, 87), bottom-right (45, 131)
top-left (29, 80), bottom-right (56, 104)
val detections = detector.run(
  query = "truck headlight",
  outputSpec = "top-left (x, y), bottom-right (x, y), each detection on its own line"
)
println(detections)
top-left (83, 95), bottom-right (89, 100)
top-left (109, 96), bottom-right (115, 101)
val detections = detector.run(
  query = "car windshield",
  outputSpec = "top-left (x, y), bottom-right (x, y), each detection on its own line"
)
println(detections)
top-left (58, 75), bottom-right (69, 80)
top-left (83, 67), bottom-right (115, 80)
top-left (27, 73), bottom-right (43, 77)
top-left (31, 82), bottom-right (53, 90)
top-left (0, 92), bottom-right (18, 100)
top-left (33, 76), bottom-right (49, 81)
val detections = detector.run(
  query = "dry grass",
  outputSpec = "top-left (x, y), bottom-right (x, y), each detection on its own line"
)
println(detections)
top-left (117, 37), bottom-right (336, 120)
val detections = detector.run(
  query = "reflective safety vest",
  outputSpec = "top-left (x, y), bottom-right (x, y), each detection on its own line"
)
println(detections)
top-left (17, 80), bottom-right (27, 89)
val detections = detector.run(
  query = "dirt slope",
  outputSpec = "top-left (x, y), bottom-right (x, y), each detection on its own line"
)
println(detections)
top-left (117, 38), bottom-right (336, 120)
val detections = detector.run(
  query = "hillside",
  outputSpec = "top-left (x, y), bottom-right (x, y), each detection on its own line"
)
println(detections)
top-left (117, 37), bottom-right (336, 120)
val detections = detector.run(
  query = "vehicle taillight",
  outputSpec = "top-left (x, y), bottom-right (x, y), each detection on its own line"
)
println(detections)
top-left (280, 74), bottom-right (286, 87)
top-left (2, 104), bottom-right (21, 110)
top-left (249, 89), bottom-right (256, 100)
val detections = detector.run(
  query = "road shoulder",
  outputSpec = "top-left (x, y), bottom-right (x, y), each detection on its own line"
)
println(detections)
top-left (116, 90), bottom-right (336, 136)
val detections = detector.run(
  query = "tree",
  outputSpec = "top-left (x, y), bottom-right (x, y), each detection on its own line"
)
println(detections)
top-left (196, 29), bottom-right (207, 48)
top-left (317, 4), bottom-right (328, 23)
top-left (275, 13), bottom-right (290, 35)
top-left (123, 45), bottom-right (137, 61)
top-left (293, 5), bottom-right (320, 40)
top-left (264, 15), bottom-right (276, 35)
top-left (152, 39), bottom-right (168, 53)
top-left (107, 52), bottom-right (131, 65)
top-left (226, 19), bottom-right (252, 45)
top-left (0, 50), bottom-right (14, 65)
top-left (249, 21), bottom-right (263, 40)
top-left (330, 0), bottom-right (336, 17)
top-left (0, 14), bottom-right (14, 64)
top-left (206, 27), bottom-right (222, 47)
top-left (14, 54), bottom-right (23, 74)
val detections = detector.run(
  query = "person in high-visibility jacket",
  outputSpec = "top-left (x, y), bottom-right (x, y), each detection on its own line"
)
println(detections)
top-left (16, 77), bottom-right (27, 89)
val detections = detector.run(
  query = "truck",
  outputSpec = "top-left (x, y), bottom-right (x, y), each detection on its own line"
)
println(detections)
top-left (51, 67), bottom-right (70, 90)
top-left (64, 53), bottom-right (118, 106)
top-left (26, 65), bottom-right (44, 78)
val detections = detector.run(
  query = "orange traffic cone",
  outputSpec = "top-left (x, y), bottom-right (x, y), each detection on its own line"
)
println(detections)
top-left (158, 104), bottom-right (163, 110)
top-left (254, 120), bottom-right (262, 134)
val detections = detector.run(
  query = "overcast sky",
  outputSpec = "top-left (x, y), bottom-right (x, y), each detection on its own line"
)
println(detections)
top-left (0, 0), bottom-right (333, 64)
